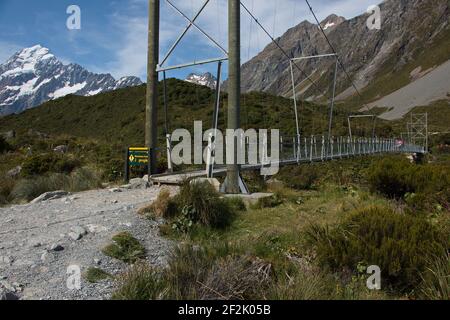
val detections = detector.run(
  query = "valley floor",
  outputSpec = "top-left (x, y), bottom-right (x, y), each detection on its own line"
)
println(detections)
top-left (0, 185), bottom-right (175, 300)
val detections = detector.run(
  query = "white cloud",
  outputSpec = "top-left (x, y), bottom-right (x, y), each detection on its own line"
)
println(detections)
top-left (105, 0), bottom-right (382, 78)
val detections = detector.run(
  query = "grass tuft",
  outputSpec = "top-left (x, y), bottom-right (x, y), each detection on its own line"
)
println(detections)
top-left (84, 267), bottom-right (112, 283)
top-left (102, 232), bottom-right (146, 264)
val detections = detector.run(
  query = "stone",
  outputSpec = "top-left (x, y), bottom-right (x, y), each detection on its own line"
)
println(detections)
top-left (191, 178), bottom-right (221, 192)
top-left (0, 256), bottom-right (13, 265)
top-left (31, 191), bottom-right (70, 204)
top-left (53, 145), bottom-right (68, 154)
top-left (49, 244), bottom-right (64, 252)
top-left (68, 232), bottom-right (82, 241)
top-left (0, 288), bottom-right (19, 300)
top-left (94, 259), bottom-right (102, 265)
top-left (71, 226), bottom-right (87, 236)
top-left (6, 166), bottom-right (22, 178)
top-left (29, 240), bottom-right (42, 248)
top-left (40, 251), bottom-right (54, 262)
top-left (109, 188), bottom-right (122, 193)
top-left (126, 178), bottom-right (150, 190)
top-left (0, 280), bottom-right (16, 292)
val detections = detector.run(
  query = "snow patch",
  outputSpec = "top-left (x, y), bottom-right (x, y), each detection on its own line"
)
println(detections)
top-left (323, 22), bottom-right (336, 30)
top-left (52, 82), bottom-right (87, 99)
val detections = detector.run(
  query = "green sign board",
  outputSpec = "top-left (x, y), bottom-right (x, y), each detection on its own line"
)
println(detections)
top-left (128, 147), bottom-right (149, 167)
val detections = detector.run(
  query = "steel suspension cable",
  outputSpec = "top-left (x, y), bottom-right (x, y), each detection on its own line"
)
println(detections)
top-left (303, 0), bottom-right (363, 100)
top-left (240, 1), bottom-right (323, 96)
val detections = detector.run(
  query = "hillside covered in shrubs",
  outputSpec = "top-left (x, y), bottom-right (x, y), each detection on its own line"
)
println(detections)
top-left (107, 155), bottom-right (449, 300)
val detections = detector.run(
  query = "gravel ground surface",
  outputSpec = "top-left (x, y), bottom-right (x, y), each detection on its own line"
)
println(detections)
top-left (367, 59), bottom-right (450, 120)
top-left (0, 184), bottom-right (177, 300)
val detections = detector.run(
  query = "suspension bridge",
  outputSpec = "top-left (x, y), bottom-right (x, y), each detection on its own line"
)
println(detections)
top-left (140, 0), bottom-right (427, 194)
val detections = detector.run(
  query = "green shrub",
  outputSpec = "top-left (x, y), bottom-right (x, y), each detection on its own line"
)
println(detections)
top-left (368, 157), bottom-right (450, 197)
top-left (224, 197), bottom-right (247, 212)
top-left (138, 188), bottom-right (177, 219)
top-left (11, 167), bottom-right (102, 202)
top-left (277, 165), bottom-right (320, 190)
top-left (112, 262), bottom-right (165, 300)
top-left (367, 157), bottom-right (416, 198)
top-left (307, 206), bottom-right (448, 292)
top-left (11, 174), bottom-right (70, 201)
top-left (112, 244), bottom-right (271, 300)
top-left (84, 267), bottom-right (112, 283)
top-left (21, 153), bottom-right (80, 177)
top-left (102, 232), bottom-right (146, 264)
top-left (172, 181), bottom-right (235, 229)
top-left (252, 194), bottom-right (283, 209)
top-left (0, 175), bottom-right (15, 205)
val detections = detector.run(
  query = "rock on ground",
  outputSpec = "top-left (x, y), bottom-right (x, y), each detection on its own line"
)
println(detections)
top-left (0, 185), bottom-right (177, 300)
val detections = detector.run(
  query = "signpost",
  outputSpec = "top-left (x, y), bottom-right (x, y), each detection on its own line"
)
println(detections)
top-left (125, 147), bottom-right (151, 182)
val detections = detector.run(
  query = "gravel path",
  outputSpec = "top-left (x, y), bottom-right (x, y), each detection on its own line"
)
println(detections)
top-left (0, 185), bottom-right (177, 300)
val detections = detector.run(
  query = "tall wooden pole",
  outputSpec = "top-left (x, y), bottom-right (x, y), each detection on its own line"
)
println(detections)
top-left (146, 0), bottom-right (160, 175)
top-left (226, 0), bottom-right (241, 193)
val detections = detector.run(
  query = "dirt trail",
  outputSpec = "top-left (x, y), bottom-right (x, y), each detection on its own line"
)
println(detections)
top-left (0, 185), bottom-right (176, 300)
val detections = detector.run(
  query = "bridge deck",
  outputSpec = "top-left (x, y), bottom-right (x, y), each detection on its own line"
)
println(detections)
top-left (150, 145), bottom-right (423, 185)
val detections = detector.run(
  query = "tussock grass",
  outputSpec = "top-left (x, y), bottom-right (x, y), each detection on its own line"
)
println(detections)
top-left (112, 244), bottom-right (272, 300)
top-left (137, 188), bottom-right (177, 219)
top-left (102, 232), bottom-right (146, 264)
top-left (112, 262), bottom-right (165, 300)
top-left (84, 267), bottom-right (112, 283)
top-left (420, 252), bottom-right (450, 300)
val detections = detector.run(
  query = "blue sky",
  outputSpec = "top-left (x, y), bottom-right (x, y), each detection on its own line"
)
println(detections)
top-left (0, 0), bottom-right (379, 81)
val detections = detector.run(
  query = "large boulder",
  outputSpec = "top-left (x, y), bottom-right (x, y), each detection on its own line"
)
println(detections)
top-left (31, 191), bottom-right (70, 204)
top-left (6, 166), bottom-right (22, 178)
top-left (0, 288), bottom-right (19, 300)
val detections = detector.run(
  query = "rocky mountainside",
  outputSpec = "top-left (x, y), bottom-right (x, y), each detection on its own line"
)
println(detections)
top-left (185, 72), bottom-right (217, 89)
top-left (240, 0), bottom-right (450, 105)
top-left (0, 45), bottom-right (142, 116)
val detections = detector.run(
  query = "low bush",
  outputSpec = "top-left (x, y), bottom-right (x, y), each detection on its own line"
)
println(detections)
top-left (138, 188), bottom-right (177, 219)
top-left (368, 157), bottom-right (450, 197)
top-left (21, 153), bottom-right (81, 177)
top-left (84, 267), bottom-right (112, 283)
top-left (277, 165), bottom-right (320, 190)
top-left (306, 206), bottom-right (448, 292)
top-left (252, 194), bottom-right (283, 209)
top-left (368, 157), bottom-right (450, 210)
top-left (112, 262), bottom-right (165, 300)
top-left (112, 244), bottom-right (272, 300)
top-left (102, 232), bottom-right (146, 264)
top-left (11, 167), bottom-right (102, 202)
top-left (0, 175), bottom-right (15, 205)
top-left (172, 181), bottom-right (235, 229)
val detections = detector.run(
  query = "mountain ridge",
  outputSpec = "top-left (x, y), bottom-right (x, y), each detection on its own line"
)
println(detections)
top-left (239, 0), bottom-right (450, 109)
top-left (0, 45), bottom-right (142, 116)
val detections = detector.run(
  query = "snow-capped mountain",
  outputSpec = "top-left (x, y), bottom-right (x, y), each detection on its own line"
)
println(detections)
top-left (319, 14), bottom-right (346, 33)
top-left (0, 45), bottom-right (142, 116)
top-left (185, 72), bottom-right (217, 89)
